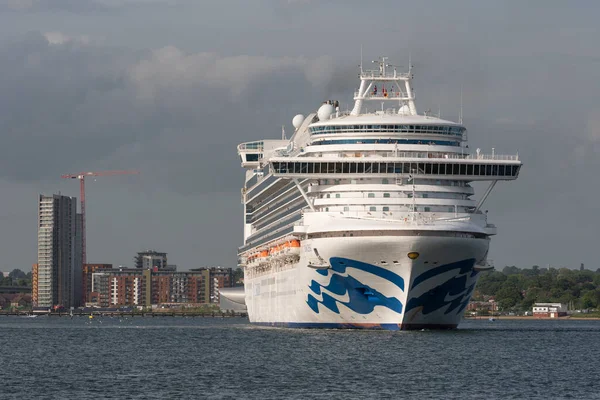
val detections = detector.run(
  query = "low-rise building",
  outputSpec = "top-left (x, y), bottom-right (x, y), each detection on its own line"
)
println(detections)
top-left (467, 299), bottom-right (498, 313)
top-left (532, 303), bottom-right (567, 318)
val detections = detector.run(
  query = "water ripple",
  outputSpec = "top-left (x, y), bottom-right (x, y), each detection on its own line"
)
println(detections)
top-left (0, 316), bottom-right (599, 399)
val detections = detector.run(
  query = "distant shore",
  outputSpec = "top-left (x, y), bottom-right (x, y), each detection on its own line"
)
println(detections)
top-left (465, 315), bottom-right (600, 321)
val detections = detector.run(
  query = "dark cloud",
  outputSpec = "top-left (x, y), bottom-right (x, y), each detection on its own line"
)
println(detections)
top-left (1, 1), bottom-right (600, 270)
top-left (0, 34), bottom-right (334, 198)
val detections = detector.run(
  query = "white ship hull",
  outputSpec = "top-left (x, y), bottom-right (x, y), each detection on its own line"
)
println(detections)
top-left (244, 233), bottom-right (489, 330)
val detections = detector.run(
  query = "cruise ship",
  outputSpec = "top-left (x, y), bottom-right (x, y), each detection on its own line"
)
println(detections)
top-left (234, 57), bottom-right (522, 330)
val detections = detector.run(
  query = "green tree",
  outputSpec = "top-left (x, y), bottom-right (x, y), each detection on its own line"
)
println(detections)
top-left (233, 268), bottom-right (244, 286)
top-left (8, 269), bottom-right (26, 280)
top-left (580, 291), bottom-right (599, 309)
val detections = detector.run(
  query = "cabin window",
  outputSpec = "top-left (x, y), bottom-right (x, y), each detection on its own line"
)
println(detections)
top-left (335, 194), bottom-right (341, 198)
top-left (383, 206), bottom-right (390, 212)
top-left (369, 206), bottom-right (376, 211)
top-left (368, 193), bottom-right (375, 198)
top-left (344, 206), bottom-right (349, 212)
top-left (383, 193), bottom-right (390, 198)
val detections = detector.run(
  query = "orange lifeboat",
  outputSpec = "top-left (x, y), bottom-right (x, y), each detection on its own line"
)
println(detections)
top-left (288, 240), bottom-right (301, 256)
top-left (276, 245), bottom-right (286, 258)
top-left (258, 250), bottom-right (269, 264)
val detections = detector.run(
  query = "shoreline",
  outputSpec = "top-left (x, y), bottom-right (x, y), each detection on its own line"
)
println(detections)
top-left (465, 315), bottom-right (600, 321)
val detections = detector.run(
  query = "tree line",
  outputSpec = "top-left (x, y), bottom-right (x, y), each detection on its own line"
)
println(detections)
top-left (0, 269), bottom-right (31, 287)
top-left (473, 266), bottom-right (600, 311)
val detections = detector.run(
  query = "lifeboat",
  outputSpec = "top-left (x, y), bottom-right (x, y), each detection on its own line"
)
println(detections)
top-left (288, 240), bottom-right (301, 256)
top-left (275, 243), bottom-right (286, 259)
top-left (247, 254), bottom-right (259, 268)
top-left (258, 250), bottom-right (269, 265)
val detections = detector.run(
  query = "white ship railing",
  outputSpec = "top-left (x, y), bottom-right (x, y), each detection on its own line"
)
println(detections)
top-left (281, 150), bottom-right (519, 161)
top-left (303, 209), bottom-right (483, 226)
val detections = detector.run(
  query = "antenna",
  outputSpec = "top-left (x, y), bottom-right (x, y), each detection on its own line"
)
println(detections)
top-left (281, 125), bottom-right (286, 140)
top-left (459, 86), bottom-right (463, 124)
top-left (360, 44), bottom-right (363, 74)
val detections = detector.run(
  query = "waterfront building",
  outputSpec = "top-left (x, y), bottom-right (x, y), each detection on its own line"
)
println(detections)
top-left (467, 300), bottom-right (498, 313)
top-left (190, 267), bottom-right (233, 303)
top-left (532, 303), bottom-right (567, 318)
top-left (37, 194), bottom-right (82, 309)
top-left (82, 264), bottom-right (112, 304)
top-left (90, 267), bottom-right (233, 308)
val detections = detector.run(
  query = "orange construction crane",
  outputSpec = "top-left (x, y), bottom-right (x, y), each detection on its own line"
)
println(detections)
top-left (61, 170), bottom-right (140, 266)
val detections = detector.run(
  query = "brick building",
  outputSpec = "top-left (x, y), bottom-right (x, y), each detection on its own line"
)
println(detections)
top-left (82, 264), bottom-right (112, 304)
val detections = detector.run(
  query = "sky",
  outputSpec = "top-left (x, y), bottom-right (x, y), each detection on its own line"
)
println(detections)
top-left (0, 0), bottom-right (598, 271)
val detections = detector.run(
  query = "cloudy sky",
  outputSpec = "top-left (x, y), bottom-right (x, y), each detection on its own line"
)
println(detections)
top-left (0, 0), bottom-right (598, 271)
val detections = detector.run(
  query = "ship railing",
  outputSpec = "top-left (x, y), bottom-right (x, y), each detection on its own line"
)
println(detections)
top-left (353, 91), bottom-right (411, 101)
top-left (301, 151), bottom-right (520, 161)
top-left (359, 70), bottom-right (411, 79)
top-left (238, 142), bottom-right (264, 152)
top-left (306, 210), bottom-right (476, 225)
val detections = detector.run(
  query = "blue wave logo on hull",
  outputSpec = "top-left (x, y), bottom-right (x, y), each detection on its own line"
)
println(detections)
top-left (306, 257), bottom-right (404, 315)
top-left (405, 259), bottom-right (478, 316)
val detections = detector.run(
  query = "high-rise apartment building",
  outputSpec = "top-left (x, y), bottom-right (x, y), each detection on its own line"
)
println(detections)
top-left (37, 194), bottom-right (82, 308)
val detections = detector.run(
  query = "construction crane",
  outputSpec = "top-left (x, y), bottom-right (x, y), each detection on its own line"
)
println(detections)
top-left (61, 170), bottom-right (140, 266)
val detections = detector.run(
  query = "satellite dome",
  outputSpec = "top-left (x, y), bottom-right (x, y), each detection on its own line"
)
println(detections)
top-left (398, 105), bottom-right (410, 115)
top-left (317, 103), bottom-right (335, 121)
top-left (292, 114), bottom-right (305, 129)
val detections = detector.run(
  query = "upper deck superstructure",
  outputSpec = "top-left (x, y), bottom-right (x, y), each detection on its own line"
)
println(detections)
top-left (237, 58), bottom-right (521, 256)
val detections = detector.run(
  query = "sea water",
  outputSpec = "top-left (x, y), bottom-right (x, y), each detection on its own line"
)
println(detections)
top-left (0, 316), bottom-right (598, 399)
